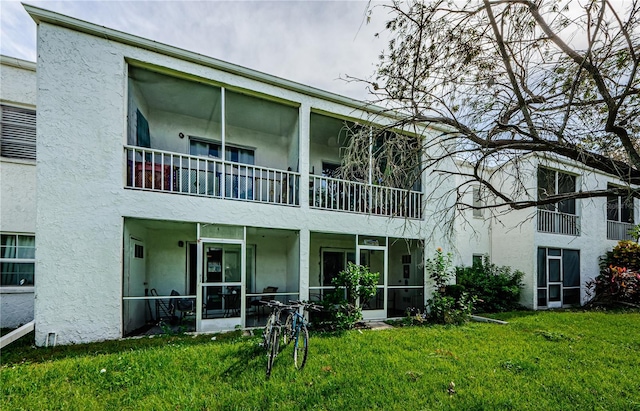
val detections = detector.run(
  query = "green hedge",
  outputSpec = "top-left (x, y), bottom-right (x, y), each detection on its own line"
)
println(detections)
top-left (454, 257), bottom-right (524, 313)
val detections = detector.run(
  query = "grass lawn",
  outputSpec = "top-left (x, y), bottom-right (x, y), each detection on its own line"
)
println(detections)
top-left (2, 310), bottom-right (639, 410)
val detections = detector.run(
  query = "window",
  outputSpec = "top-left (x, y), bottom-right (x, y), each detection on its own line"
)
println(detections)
top-left (320, 249), bottom-right (356, 287)
top-left (134, 244), bottom-right (144, 259)
top-left (0, 104), bottom-right (36, 160)
top-left (472, 186), bottom-right (483, 217)
top-left (472, 254), bottom-right (484, 267)
top-left (537, 247), bottom-right (580, 307)
top-left (189, 138), bottom-right (255, 165)
top-left (225, 146), bottom-right (255, 165)
top-left (322, 162), bottom-right (340, 178)
top-left (607, 184), bottom-right (634, 224)
top-left (537, 167), bottom-right (576, 214)
top-left (190, 139), bottom-right (220, 158)
top-left (1, 234), bottom-right (35, 286)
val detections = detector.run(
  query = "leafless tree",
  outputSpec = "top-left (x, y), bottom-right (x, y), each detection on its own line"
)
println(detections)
top-left (343, 0), bottom-right (640, 226)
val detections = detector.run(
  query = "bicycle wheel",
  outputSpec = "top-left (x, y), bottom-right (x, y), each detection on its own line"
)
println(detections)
top-left (266, 326), bottom-right (280, 377)
top-left (293, 324), bottom-right (309, 370)
top-left (282, 313), bottom-right (294, 346)
top-left (262, 315), bottom-right (274, 350)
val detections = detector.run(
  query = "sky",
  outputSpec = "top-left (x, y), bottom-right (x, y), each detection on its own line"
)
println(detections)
top-left (0, 0), bottom-right (390, 101)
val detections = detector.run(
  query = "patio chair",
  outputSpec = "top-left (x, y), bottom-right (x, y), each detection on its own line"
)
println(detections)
top-left (171, 289), bottom-right (195, 320)
top-left (249, 286), bottom-right (278, 318)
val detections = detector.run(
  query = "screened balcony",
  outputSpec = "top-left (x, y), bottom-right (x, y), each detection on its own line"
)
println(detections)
top-left (125, 146), bottom-right (299, 205)
top-left (126, 65), bottom-right (299, 206)
top-left (308, 112), bottom-right (423, 219)
top-left (537, 168), bottom-right (580, 236)
top-left (607, 186), bottom-right (634, 240)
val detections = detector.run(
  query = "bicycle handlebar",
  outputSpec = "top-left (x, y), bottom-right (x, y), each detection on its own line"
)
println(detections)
top-left (288, 300), bottom-right (323, 311)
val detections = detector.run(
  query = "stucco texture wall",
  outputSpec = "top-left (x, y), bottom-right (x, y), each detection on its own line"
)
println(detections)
top-left (35, 23), bottom-right (128, 345)
top-left (1, 289), bottom-right (34, 328)
top-left (33, 20), bottom-right (444, 345)
top-left (0, 162), bottom-right (36, 233)
top-left (0, 60), bottom-right (37, 106)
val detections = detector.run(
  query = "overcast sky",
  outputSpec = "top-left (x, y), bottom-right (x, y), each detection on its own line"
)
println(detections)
top-left (1, 0), bottom-right (391, 101)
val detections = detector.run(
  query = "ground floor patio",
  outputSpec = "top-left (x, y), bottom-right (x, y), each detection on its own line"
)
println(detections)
top-left (122, 218), bottom-right (426, 336)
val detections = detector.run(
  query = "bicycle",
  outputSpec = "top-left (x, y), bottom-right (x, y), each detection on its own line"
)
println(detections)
top-left (259, 300), bottom-right (289, 377)
top-left (282, 300), bottom-right (322, 370)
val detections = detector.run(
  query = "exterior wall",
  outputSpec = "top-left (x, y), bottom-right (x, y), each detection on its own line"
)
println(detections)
top-left (33, 21), bottom-right (442, 345)
top-left (452, 168), bottom-right (494, 266)
top-left (0, 289), bottom-right (34, 328)
top-left (0, 58), bottom-right (37, 106)
top-left (1, 57), bottom-right (37, 328)
top-left (0, 161), bottom-right (37, 233)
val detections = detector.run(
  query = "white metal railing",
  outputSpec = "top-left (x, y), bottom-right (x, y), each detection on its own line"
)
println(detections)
top-left (537, 209), bottom-right (580, 236)
top-left (125, 146), bottom-right (299, 206)
top-left (607, 220), bottom-right (634, 241)
top-left (309, 175), bottom-right (423, 219)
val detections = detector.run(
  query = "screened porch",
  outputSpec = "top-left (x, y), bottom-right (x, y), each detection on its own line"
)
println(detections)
top-left (122, 219), bottom-right (300, 336)
top-left (125, 65), bottom-right (300, 206)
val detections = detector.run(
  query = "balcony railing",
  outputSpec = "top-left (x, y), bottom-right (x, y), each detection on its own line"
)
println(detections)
top-left (125, 146), bottom-right (299, 206)
top-left (607, 220), bottom-right (634, 241)
top-left (537, 209), bottom-right (580, 236)
top-left (309, 175), bottom-right (423, 219)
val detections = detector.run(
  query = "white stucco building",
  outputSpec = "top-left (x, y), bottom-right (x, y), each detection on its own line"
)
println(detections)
top-left (0, 5), bottom-right (634, 344)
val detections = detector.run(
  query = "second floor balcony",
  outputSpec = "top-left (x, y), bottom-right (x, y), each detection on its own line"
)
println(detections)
top-left (125, 146), bottom-right (300, 206)
top-left (124, 65), bottom-right (425, 218)
top-left (309, 175), bottom-right (423, 219)
top-left (607, 220), bottom-right (634, 241)
top-left (537, 209), bottom-right (580, 236)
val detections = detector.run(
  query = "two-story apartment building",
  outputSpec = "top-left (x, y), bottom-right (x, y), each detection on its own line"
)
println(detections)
top-left (1, 5), bottom-right (635, 345)
top-left (6, 5), bottom-right (450, 346)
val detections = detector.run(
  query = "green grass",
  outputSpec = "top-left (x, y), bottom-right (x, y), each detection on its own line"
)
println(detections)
top-left (2, 310), bottom-right (640, 410)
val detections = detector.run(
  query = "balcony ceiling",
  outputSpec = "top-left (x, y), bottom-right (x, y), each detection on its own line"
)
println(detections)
top-left (130, 67), bottom-right (297, 137)
top-left (130, 66), bottom-right (221, 122)
top-left (310, 112), bottom-right (352, 146)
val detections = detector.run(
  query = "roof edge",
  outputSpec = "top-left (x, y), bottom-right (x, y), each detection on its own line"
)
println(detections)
top-left (0, 55), bottom-right (36, 71)
top-left (22, 4), bottom-right (389, 113)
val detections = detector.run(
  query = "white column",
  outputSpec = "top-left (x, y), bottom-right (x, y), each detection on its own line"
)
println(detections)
top-left (298, 103), bottom-right (311, 209)
top-left (298, 228), bottom-right (310, 301)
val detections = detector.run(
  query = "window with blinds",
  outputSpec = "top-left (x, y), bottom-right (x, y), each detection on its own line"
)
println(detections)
top-left (0, 104), bottom-right (36, 160)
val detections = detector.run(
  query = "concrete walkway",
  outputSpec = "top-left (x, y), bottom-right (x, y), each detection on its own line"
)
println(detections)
top-left (367, 321), bottom-right (394, 330)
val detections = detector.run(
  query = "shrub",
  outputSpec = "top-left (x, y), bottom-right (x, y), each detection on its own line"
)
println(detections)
top-left (586, 265), bottom-right (640, 305)
top-left (317, 263), bottom-right (378, 330)
top-left (608, 240), bottom-right (640, 271)
top-left (455, 256), bottom-right (524, 313)
top-left (586, 241), bottom-right (640, 307)
top-left (426, 248), bottom-right (474, 324)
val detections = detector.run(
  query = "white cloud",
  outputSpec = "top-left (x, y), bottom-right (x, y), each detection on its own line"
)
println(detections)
top-left (1, 0), bottom-right (390, 101)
